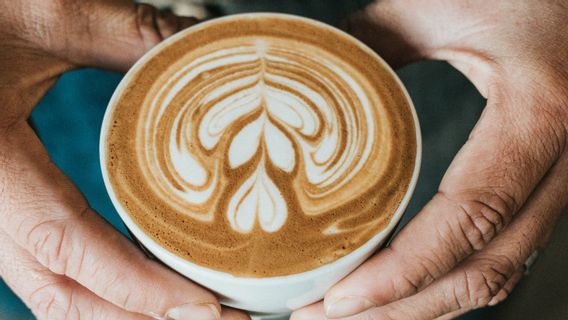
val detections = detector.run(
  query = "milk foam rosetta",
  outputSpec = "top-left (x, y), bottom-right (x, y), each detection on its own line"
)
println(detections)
top-left (142, 40), bottom-right (378, 234)
top-left (106, 16), bottom-right (417, 277)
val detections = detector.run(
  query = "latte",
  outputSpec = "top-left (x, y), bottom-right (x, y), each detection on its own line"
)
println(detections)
top-left (105, 14), bottom-right (417, 277)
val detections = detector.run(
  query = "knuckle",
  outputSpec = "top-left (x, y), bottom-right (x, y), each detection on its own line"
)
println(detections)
top-left (391, 273), bottom-right (420, 299)
top-left (28, 219), bottom-right (70, 275)
top-left (454, 256), bottom-right (517, 310)
top-left (395, 258), bottom-right (437, 297)
top-left (154, 10), bottom-right (178, 37)
top-left (136, 3), bottom-right (155, 27)
top-left (453, 270), bottom-right (492, 310)
top-left (442, 191), bottom-right (516, 251)
top-left (135, 3), bottom-right (162, 44)
top-left (380, 248), bottom-right (438, 300)
top-left (29, 281), bottom-right (78, 320)
top-left (27, 209), bottom-right (88, 277)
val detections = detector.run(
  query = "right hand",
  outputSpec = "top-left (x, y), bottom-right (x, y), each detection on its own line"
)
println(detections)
top-left (0, 1), bottom-right (249, 319)
top-left (292, 1), bottom-right (568, 319)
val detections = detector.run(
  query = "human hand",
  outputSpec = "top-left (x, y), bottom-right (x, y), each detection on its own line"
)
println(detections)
top-left (0, 1), bottom-right (248, 319)
top-left (292, 1), bottom-right (568, 319)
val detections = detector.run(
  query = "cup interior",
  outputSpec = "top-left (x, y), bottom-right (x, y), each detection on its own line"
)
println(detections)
top-left (99, 12), bottom-right (422, 285)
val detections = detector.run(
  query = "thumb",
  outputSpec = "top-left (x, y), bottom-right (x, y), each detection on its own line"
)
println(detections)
top-left (62, 1), bottom-right (198, 71)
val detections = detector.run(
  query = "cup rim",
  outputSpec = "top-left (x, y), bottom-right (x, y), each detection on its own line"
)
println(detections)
top-left (99, 12), bottom-right (422, 285)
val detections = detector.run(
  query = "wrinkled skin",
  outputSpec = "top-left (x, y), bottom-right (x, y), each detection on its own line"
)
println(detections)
top-left (0, 1), bottom-right (249, 319)
top-left (292, 1), bottom-right (568, 319)
top-left (1, 0), bottom-right (567, 319)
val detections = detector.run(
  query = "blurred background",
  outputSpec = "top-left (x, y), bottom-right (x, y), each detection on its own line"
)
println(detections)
top-left (1, 1), bottom-right (567, 319)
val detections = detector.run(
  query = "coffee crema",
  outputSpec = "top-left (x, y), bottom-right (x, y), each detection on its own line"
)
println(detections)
top-left (106, 15), bottom-right (417, 277)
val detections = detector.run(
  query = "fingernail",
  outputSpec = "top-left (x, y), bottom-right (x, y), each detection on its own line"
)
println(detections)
top-left (166, 303), bottom-right (220, 320)
top-left (325, 296), bottom-right (376, 318)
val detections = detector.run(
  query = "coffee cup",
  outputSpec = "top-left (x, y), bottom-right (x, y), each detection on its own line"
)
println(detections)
top-left (100, 13), bottom-right (421, 316)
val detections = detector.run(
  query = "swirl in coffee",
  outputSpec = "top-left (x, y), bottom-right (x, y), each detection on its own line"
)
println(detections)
top-left (105, 15), bottom-right (417, 277)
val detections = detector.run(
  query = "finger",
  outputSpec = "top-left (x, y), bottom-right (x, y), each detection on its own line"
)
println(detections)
top-left (0, 230), bottom-right (150, 320)
top-left (155, 9), bottom-right (199, 39)
top-left (351, 154), bottom-right (568, 320)
top-left (220, 307), bottom-right (251, 320)
top-left (0, 123), bottom-right (221, 319)
top-left (320, 81), bottom-right (566, 318)
top-left (58, 1), bottom-right (199, 71)
top-left (487, 266), bottom-right (524, 307)
top-left (430, 267), bottom-right (524, 320)
top-left (290, 302), bottom-right (325, 320)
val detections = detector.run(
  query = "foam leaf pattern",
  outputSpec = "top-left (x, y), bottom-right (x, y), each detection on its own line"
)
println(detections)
top-left (139, 40), bottom-right (376, 234)
top-left (227, 159), bottom-right (287, 233)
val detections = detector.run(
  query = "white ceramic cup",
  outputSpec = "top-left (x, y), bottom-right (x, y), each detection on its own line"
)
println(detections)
top-left (100, 13), bottom-right (422, 317)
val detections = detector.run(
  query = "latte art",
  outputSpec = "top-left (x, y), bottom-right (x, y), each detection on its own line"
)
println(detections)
top-left (105, 15), bottom-right (417, 276)
top-left (141, 40), bottom-right (377, 234)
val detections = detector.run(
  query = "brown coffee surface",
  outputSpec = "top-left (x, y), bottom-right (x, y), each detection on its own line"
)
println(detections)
top-left (105, 15), bottom-right (417, 277)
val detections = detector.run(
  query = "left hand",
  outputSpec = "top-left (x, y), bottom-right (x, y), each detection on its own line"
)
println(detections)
top-left (0, 1), bottom-right (248, 319)
top-left (292, 0), bottom-right (568, 319)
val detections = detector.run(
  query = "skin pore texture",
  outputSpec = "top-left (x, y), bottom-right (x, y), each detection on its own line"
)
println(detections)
top-left (105, 15), bottom-right (417, 277)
